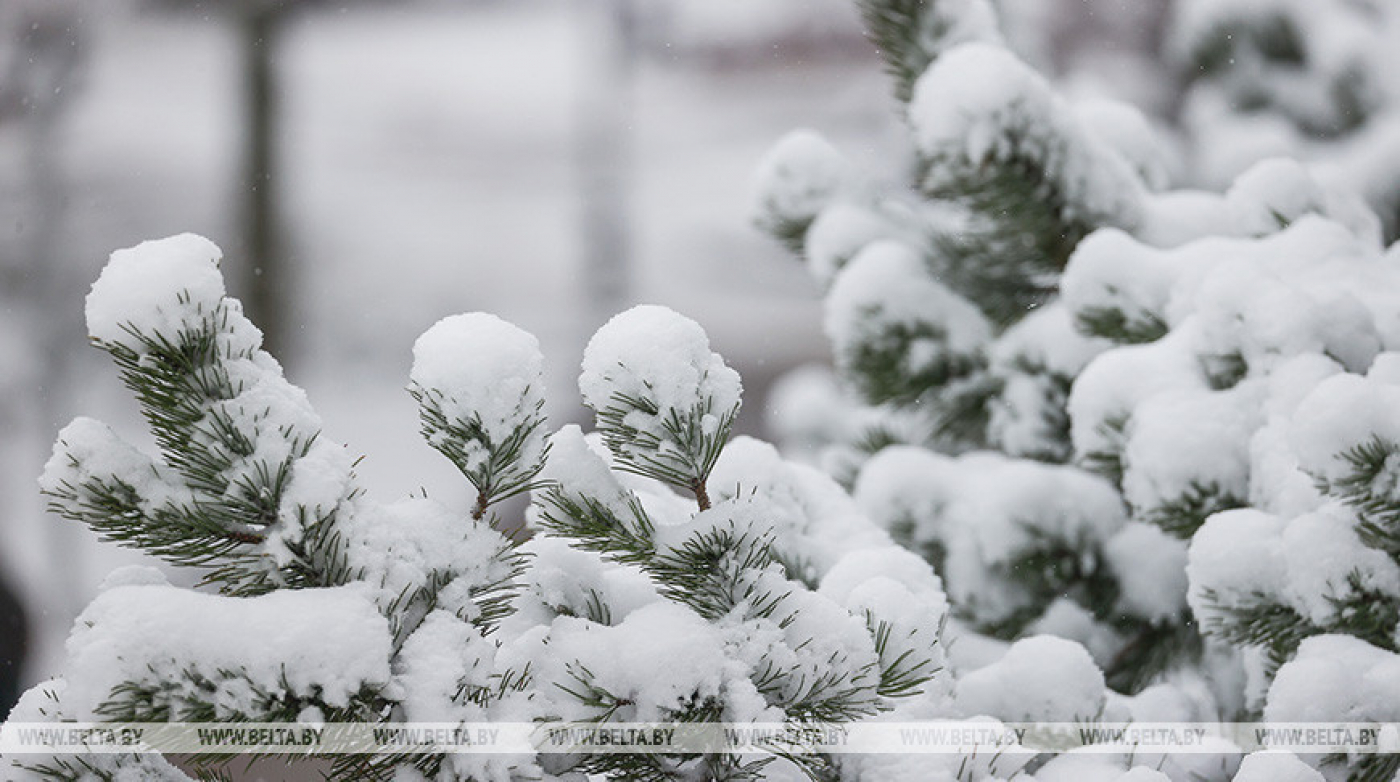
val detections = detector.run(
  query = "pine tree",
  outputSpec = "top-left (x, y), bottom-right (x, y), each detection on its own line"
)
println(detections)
top-left (4, 235), bottom-right (954, 782)
top-left (752, 0), bottom-right (1222, 697)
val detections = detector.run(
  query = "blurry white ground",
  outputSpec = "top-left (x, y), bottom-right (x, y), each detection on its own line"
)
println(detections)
top-left (0, 1), bottom-right (899, 684)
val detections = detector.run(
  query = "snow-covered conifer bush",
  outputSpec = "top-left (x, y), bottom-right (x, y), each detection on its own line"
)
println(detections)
top-left (754, 3), bottom-right (1400, 779)
top-left (1067, 212), bottom-right (1400, 782)
top-left (751, 0), bottom-right (1255, 696)
top-left (1058, 157), bottom-right (1400, 779)
top-left (4, 234), bottom-right (979, 782)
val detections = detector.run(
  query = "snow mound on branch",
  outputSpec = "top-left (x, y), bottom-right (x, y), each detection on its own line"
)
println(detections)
top-left (339, 497), bottom-right (519, 624)
top-left (85, 233), bottom-right (228, 348)
top-left (954, 635), bottom-right (1105, 722)
top-left (803, 201), bottom-right (902, 286)
top-left (411, 312), bottom-right (547, 474)
top-left (1265, 634), bottom-right (1400, 723)
top-left (710, 436), bottom-right (890, 575)
top-left (1289, 373), bottom-right (1400, 486)
top-left (500, 602), bottom-right (737, 723)
top-left (751, 129), bottom-right (849, 236)
top-left (1187, 509), bottom-right (1288, 628)
top-left (579, 305), bottom-right (741, 446)
top-left (1104, 522), bottom-right (1189, 623)
top-left (909, 43), bottom-right (1146, 230)
top-left (824, 241), bottom-right (991, 391)
top-left (63, 583), bottom-right (391, 720)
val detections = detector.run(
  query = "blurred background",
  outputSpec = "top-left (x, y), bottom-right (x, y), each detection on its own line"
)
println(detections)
top-left (6, 0), bottom-right (1395, 720)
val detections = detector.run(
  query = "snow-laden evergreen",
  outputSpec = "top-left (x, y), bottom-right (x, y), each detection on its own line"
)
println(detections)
top-left (754, 0), bottom-right (1400, 780)
top-left (7, 235), bottom-right (984, 782)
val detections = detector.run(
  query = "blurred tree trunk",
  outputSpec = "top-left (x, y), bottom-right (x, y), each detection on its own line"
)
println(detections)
top-left (239, 2), bottom-right (290, 361)
top-left (576, 0), bottom-right (637, 330)
top-left (0, 0), bottom-right (86, 716)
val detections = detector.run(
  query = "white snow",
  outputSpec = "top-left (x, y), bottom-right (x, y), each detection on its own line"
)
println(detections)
top-left (579, 305), bottom-right (742, 473)
top-left (908, 43), bottom-right (1146, 231)
top-left (1232, 752), bottom-right (1324, 782)
top-left (1120, 385), bottom-right (1259, 528)
top-left (410, 312), bottom-right (547, 477)
top-left (710, 435), bottom-right (891, 575)
top-left (1290, 373), bottom-right (1400, 487)
top-left (1265, 634), bottom-right (1400, 723)
top-left (337, 496), bottom-right (519, 625)
top-left (1278, 505), bottom-right (1400, 626)
top-left (85, 233), bottom-right (229, 349)
top-left (954, 635), bottom-right (1105, 722)
top-left (751, 129), bottom-right (850, 236)
top-left (1186, 509), bottom-right (1288, 629)
top-left (824, 240), bottom-right (991, 380)
top-left (63, 582), bottom-right (391, 720)
top-left (1104, 523), bottom-right (1189, 623)
top-left (802, 201), bottom-right (902, 287)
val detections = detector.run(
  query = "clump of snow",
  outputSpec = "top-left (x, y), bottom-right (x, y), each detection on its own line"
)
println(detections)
top-left (579, 305), bottom-right (741, 480)
top-left (1278, 505), bottom-right (1400, 626)
top-left (751, 129), bottom-right (849, 237)
top-left (1028, 599), bottom-right (1126, 669)
top-left (1104, 522), bottom-right (1189, 622)
top-left (802, 201), bottom-right (902, 286)
top-left (85, 233), bottom-right (229, 348)
top-left (40, 417), bottom-right (187, 513)
top-left (393, 610), bottom-right (530, 782)
top-left (1068, 331), bottom-right (1208, 464)
top-left (763, 363), bottom-right (854, 463)
top-left (1265, 634), bottom-right (1400, 723)
top-left (535, 424), bottom-right (651, 537)
top-left (337, 497), bottom-right (519, 626)
top-left (1120, 385), bottom-right (1258, 529)
top-left (853, 445), bottom-right (955, 560)
top-left (503, 602), bottom-right (736, 723)
top-left (505, 535), bottom-right (659, 633)
top-left (857, 445), bottom-right (1126, 629)
top-left (1289, 373), bottom-right (1400, 486)
top-left (824, 241), bottom-right (991, 391)
top-left (1225, 158), bottom-right (1379, 243)
top-left (988, 303), bottom-right (1110, 460)
top-left (63, 583), bottom-right (391, 720)
top-left (908, 43), bottom-right (1146, 231)
top-left (410, 312), bottom-right (547, 479)
top-left (954, 635), bottom-right (1105, 722)
top-left (710, 436), bottom-right (890, 575)
top-left (1075, 98), bottom-right (1176, 192)
top-left (1186, 509), bottom-right (1288, 629)
top-left (821, 546), bottom-right (952, 701)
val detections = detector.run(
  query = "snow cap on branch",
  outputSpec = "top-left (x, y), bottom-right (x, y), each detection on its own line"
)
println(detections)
top-left (411, 313), bottom-right (548, 504)
top-left (86, 233), bottom-right (231, 349)
top-left (580, 305), bottom-right (741, 491)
